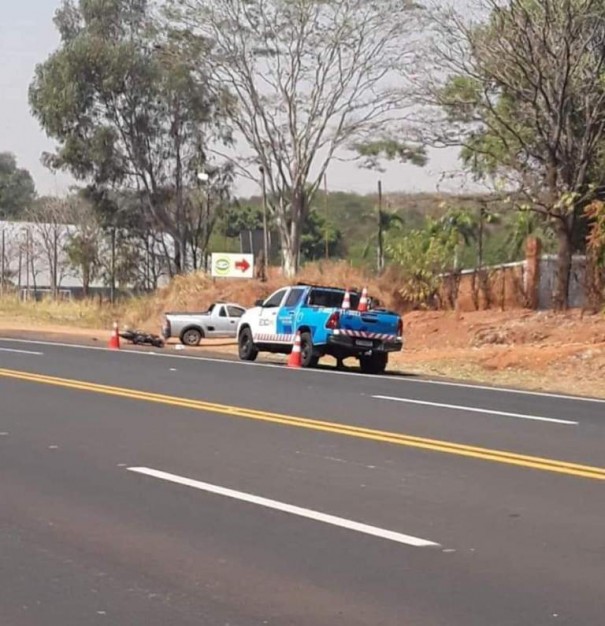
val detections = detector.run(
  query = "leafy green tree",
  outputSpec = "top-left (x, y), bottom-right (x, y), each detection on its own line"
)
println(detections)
top-left (29, 0), bottom-right (232, 275)
top-left (0, 153), bottom-right (36, 219)
top-left (429, 0), bottom-right (605, 309)
top-left (219, 202), bottom-right (266, 239)
top-left (300, 209), bottom-right (344, 262)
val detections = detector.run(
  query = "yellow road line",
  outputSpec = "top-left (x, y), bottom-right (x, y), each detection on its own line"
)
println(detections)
top-left (1, 367), bottom-right (604, 481)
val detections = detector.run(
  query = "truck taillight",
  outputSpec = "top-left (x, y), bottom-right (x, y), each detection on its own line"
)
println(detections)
top-left (326, 311), bottom-right (340, 329)
top-left (162, 315), bottom-right (171, 337)
top-left (397, 318), bottom-right (403, 337)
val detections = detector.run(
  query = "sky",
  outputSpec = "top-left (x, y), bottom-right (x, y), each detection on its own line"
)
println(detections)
top-left (0, 0), bottom-right (474, 200)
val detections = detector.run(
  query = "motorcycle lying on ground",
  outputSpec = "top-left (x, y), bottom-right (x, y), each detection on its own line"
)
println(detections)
top-left (119, 329), bottom-right (165, 348)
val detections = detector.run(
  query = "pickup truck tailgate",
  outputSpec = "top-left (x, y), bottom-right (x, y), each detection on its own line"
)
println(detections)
top-left (340, 310), bottom-right (400, 337)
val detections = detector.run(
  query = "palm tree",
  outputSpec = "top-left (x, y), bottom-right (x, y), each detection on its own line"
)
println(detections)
top-left (361, 211), bottom-right (404, 266)
top-left (431, 207), bottom-right (478, 269)
top-left (506, 209), bottom-right (552, 260)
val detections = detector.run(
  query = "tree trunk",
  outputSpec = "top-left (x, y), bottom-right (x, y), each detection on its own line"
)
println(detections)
top-left (553, 220), bottom-right (573, 311)
top-left (377, 180), bottom-right (384, 273)
top-left (285, 204), bottom-right (305, 278)
top-left (82, 264), bottom-right (90, 298)
top-left (173, 232), bottom-right (188, 274)
top-left (281, 238), bottom-right (299, 278)
top-left (278, 189), bottom-right (305, 278)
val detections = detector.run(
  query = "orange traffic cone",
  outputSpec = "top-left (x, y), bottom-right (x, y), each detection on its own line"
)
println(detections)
top-left (358, 287), bottom-right (369, 312)
top-left (287, 332), bottom-right (302, 368)
top-left (108, 321), bottom-right (121, 350)
top-left (341, 290), bottom-right (351, 310)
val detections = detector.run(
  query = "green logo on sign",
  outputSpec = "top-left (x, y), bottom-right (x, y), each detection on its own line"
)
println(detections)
top-left (215, 257), bottom-right (230, 275)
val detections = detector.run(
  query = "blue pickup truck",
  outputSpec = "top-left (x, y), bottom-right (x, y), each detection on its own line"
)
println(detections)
top-left (237, 284), bottom-right (403, 374)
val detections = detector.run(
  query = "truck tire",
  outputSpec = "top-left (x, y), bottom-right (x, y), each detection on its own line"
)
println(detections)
top-left (181, 327), bottom-right (203, 347)
top-left (300, 332), bottom-right (320, 368)
top-left (359, 352), bottom-right (388, 375)
top-left (239, 327), bottom-right (259, 361)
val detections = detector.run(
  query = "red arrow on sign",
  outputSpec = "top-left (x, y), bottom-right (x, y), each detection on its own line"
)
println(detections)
top-left (235, 258), bottom-right (250, 273)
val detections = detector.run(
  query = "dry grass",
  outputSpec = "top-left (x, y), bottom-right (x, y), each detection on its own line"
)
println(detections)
top-left (0, 294), bottom-right (120, 329)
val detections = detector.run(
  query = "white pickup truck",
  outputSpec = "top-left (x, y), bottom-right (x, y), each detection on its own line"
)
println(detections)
top-left (161, 302), bottom-right (247, 346)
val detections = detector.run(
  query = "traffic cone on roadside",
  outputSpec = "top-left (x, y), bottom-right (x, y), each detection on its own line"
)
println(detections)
top-left (358, 287), bottom-right (369, 312)
top-left (287, 332), bottom-right (302, 368)
top-left (108, 321), bottom-right (121, 350)
top-left (341, 290), bottom-right (351, 310)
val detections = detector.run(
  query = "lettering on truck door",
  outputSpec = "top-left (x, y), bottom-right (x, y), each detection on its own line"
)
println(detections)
top-left (256, 288), bottom-right (288, 342)
top-left (276, 287), bottom-right (305, 339)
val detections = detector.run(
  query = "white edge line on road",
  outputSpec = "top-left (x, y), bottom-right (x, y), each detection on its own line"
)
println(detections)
top-left (127, 466), bottom-right (440, 549)
top-left (0, 347), bottom-right (44, 356)
top-left (1, 336), bottom-right (605, 404)
top-left (372, 395), bottom-right (578, 425)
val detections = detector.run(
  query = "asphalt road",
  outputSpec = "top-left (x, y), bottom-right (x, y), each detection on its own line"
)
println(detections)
top-left (0, 337), bottom-right (604, 625)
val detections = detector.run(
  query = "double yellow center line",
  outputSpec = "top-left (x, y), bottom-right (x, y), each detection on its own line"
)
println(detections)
top-left (1, 367), bottom-right (604, 481)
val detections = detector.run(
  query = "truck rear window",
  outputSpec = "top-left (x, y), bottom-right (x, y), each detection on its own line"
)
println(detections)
top-left (308, 289), bottom-right (360, 309)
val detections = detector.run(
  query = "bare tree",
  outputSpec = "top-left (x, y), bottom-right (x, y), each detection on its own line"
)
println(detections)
top-left (171, 0), bottom-right (425, 276)
top-left (25, 198), bottom-right (73, 298)
top-left (64, 198), bottom-right (102, 297)
top-left (421, 0), bottom-right (605, 309)
top-left (0, 227), bottom-right (18, 293)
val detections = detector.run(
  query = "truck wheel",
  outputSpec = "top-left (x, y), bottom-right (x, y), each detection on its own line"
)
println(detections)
top-left (300, 332), bottom-right (319, 368)
top-left (239, 327), bottom-right (259, 361)
top-left (181, 328), bottom-right (204, 348)
top-left (181, 328), bottom-right (203, 347)
top-left (359, 352), bottom-right (388, 375)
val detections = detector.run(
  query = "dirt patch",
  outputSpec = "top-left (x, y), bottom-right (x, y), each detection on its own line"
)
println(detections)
top-left (388, 309), bottom-right (605, 397)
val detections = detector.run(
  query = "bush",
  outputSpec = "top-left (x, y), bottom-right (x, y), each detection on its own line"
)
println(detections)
top-left (387, 230), bottom-right (457, 308)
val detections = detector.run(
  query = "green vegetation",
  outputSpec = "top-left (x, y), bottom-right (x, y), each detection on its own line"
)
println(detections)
top-left (0, 153), bottom-right (36, 219)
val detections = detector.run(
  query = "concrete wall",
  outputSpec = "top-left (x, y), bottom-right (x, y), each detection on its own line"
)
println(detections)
top-left (537, 255), bottom-right (586, 309)
top-left (440, 263), bottom-right (528, 312)
top-left (439, 238), bottom-right (589, 311)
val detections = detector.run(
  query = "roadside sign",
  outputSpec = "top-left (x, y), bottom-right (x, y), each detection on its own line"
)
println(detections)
top-left (210, 253), bottom-right (254, 279)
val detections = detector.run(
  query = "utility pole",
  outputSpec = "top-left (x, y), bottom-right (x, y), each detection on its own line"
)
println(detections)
top-left (259, 165), bottom-right (269, 280)
top-left (0, 228), bottom-right (5, 297)
top-left (197, 170), bottom-right (212, 272)
top-left (53, 225), bottom-right (58, 300)
top-left (25, 228), bottom-right (30, 300)
top-left (478, 202), bottom-right (486, 270)
top-left (377, 179), bottom-right (384, 273)
top-left (205, 191), bottom-right (211, 272)
top-left (110, 226), bottom-right (116, 304)
top-left (324, 173), bottom-right (329, 260)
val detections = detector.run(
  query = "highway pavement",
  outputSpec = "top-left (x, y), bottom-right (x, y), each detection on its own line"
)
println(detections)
top-left (0, 337), bottom-right (603, 625)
